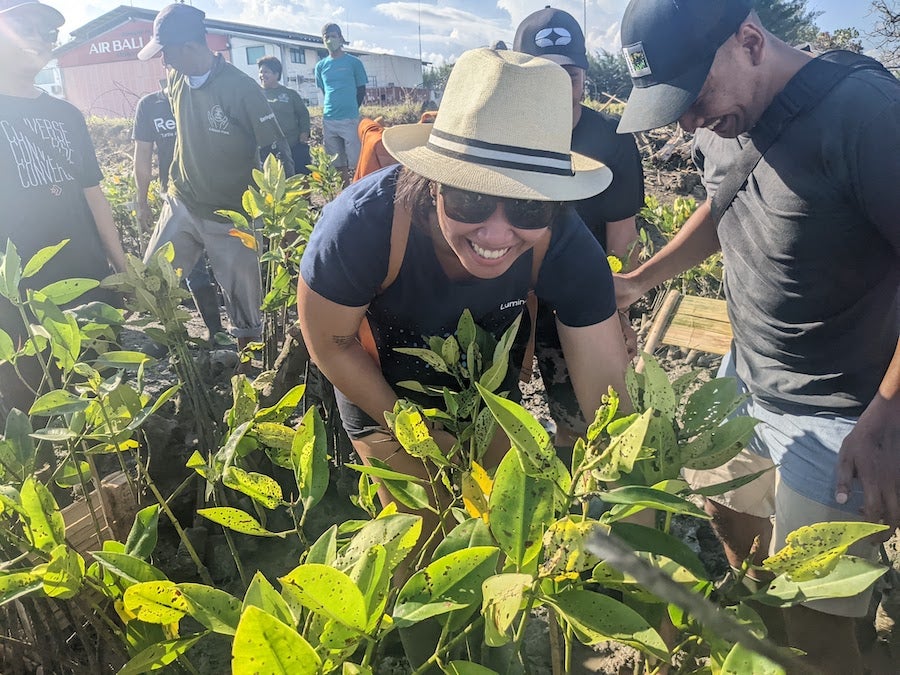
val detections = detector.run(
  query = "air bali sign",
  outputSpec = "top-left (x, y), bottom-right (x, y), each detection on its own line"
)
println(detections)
top-left (57, 20), bottom-right (229, 67)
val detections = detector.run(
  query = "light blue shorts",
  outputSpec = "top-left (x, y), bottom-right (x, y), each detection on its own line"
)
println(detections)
top-left (719, 351), bottom-right (864, 514)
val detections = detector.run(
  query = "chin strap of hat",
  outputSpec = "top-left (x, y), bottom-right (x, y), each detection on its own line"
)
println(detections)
top-left (709, 51), bottom-right (891, 224)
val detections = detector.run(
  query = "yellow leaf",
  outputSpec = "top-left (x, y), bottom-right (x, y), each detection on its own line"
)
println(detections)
top-left (764, 521), bottom-right (888, 581)
top-left (228, 228), bottom-right (258, 251)
top-left (462, 462), bottom-right (493, 522)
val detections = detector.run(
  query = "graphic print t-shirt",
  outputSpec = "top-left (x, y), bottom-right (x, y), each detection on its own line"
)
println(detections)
top-left (0, 92), bottom-right (109, 296)
top-left (133, 91), bottom-right (176, 190)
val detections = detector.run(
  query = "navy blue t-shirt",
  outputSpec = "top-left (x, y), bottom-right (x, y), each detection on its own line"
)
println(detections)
top-left (300, 165), bottom-right (617, 434)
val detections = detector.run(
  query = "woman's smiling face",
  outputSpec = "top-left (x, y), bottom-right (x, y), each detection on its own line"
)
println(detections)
top-left (432, 189), bottom-right (550, 280)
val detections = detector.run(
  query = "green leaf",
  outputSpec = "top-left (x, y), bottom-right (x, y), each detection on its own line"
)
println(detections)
top-left (178, 583), bottom-right (241, 635)
top-left (291, 406), bottom-right (329, 511)
top-left (589, 409), bottom-right (653, 482)
top-left (757, 557), bottom-right (888, 605)
top-left (20, 477), bottom-right (65, 552)
top-left (599, 485), bottom-right (708, 520)
top-left (0, 571), bottom-right (42, 605)
top-left (254, 422), bottom-right (295, 452)
top-left (393, 347), bottom-right (450, 373)
top-left (721, 643), bottom-right (785, 675)
top-left (22, 240), bottom-right (68, 279)
top-left (691, 466), bottom-right (774, 498)
top-left (394, 546), bottom-right (499, 628)
top-left (92, 551), bottom-right (167, 584)
top-left (763, 521), bottom-right (889, 581)
top-left (641, 354), bottom-right (676, 420)
top-left (227, 376), bottom-right (258, 428)
top-left (125, 505), bottom-right (160, 560)
top-left (118, 634), bottom-right (206, 674)
top-left (335, 513), bottom-right (422, 574)
top-left (390, 406), bottom-right (449, 466)
top-left (306, 525), bottom-right (338, 566)
top-left (489, 450), bottom-right (556, 570)
top-left (255, 384), bottom-right (305, 423)
top-left (223, 466), bottom-right (283, 510)
top-left (681, 416), bottom-right (759, 471)
top-left (547, 589), bottom-right (668, 661)
top-left (456, 309), bottom-right (476, 350)
top-left (4, 410), bottom-right (35, 476)
top-left (53, 457), bottom-right (91, 488)
top-left (232, 606), bottom-right (320, 674)
top-left (29, 389), bottom-right (90, 416)
top-left (0, 327), bottom-right (16, 362)
top-left (123, 580), bottom-right (190, 623)
top-left (36, 278), bottom-right (100, 305)
top-left (347, 544), bottom-right (390, 631)
top-left (610, 522), bottom-right (708, 580)
top-left (433, 518), bottom-right (494, 561)
top-left (0, 239), bottom-right (22, 300)
top-left (244, 571), bottom-right (295, 628)
top-left (94, 350), bottom-right (154, 370)
top-left (482, 573), bottom-right (532, 646)
top-left (681, 377), bottom-right (745, 438)
top-left (478, 385), bottom-right (556, 480)
top-left (279, 564), bottom-right (367, 632)
top-left (442, 335), bottom-right (460, 367)
top-left (41, 544), bottom-right (85, 599)
top-left (198, 507), bottom-right (285, 537)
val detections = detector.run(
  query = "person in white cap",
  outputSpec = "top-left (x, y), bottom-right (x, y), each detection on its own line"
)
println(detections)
top-left (614, 1), bottom-right (899, 671)
top-left (0, 0), bottom-right (127, 415)
top-left (298, 48), bottom-right (629, 520)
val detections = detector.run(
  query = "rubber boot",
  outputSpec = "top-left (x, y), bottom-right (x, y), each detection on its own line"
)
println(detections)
top-left (191, 284), bottom-right (223, 342)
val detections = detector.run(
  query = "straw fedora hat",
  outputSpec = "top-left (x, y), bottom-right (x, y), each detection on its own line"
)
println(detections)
top-left (382, 48), bottom-right (612, 202)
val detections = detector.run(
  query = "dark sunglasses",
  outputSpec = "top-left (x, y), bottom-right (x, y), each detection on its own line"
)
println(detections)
top-left (6, 17), bottom-right (58, 43)
top-left (439, 185), bottom-right (560, 230)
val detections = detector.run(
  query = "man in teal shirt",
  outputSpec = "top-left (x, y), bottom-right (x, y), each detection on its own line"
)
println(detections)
top-left (314, 22), bottom-right (367, 185)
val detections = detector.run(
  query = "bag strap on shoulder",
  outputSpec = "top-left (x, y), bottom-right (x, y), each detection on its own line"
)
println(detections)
top-left (519, 229), bottom-right (551, 383)
top-left (709, 52), bottom-right (887, 224)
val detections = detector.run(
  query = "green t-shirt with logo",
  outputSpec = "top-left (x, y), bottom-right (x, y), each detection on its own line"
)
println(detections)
top-left (262, 85), bottom-right (310, 145)
top-left (168, 55), bottom-right (284, 217)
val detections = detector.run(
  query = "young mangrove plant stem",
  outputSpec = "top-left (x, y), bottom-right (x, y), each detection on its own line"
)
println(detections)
top-left (138, 458), bottom-right (214, 586)
top-left (411, 616), bottom-right (484, 675)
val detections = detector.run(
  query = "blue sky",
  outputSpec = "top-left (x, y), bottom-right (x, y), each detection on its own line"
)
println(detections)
top-left (58, 1), bottom-right (885, 66)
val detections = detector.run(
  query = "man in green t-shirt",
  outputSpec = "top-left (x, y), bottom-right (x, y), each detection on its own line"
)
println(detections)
top-left (138, 3), bottom-right (292, 351)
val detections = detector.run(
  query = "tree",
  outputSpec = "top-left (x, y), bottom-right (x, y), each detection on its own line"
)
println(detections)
top-left (753, 0), bottom-right (821, 45)
top-left (586, 49), bottom-right (632, 100)
top-left (422, 62), bottom-right (454, 93)
top-left (870, 0), bottom-right (900, 67)
top-left (813, 27), bottom-right (864, 53)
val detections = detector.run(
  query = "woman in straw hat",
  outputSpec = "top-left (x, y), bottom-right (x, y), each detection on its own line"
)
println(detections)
top-left (297, 48), bottom-right (630, 514)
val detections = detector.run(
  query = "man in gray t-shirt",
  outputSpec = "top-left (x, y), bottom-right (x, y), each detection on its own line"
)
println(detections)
top-left (614, 1), bottom-right (898, 672)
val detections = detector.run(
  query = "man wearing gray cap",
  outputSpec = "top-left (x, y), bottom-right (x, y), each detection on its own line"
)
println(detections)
top-left (138, 3), bottom-right (292, 352)
top-left (0, 0), bottom-right (127, 414)
top-left (614, 1), bottom-right (899, 671)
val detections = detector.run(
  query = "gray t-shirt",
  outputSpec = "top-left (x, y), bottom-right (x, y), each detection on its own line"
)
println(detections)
top-left (694, 60), bottom-right (900, 416)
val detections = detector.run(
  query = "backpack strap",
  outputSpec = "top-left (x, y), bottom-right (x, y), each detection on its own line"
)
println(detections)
top-left (709, 52), bottom-right (888, 224)
top-left (358, 202), bottom-right (412, 366)
top-left (519, 229), bottom-right (551, 383)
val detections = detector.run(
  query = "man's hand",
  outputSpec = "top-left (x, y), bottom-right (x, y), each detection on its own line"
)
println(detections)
top-left (835, 395), bottom-right (900, 536)
top-left (136, 200), bottom-right (153, 232)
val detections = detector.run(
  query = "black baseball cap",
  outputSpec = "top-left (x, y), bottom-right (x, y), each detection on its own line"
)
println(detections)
top-left (0, 0), bottom-right (64, 27)
top-left (138, 3), bottom-right (206, 61)
top-left (617, 0), bottom-right (752, 133)
top-left (513, 6), bottom-right (589, 70)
